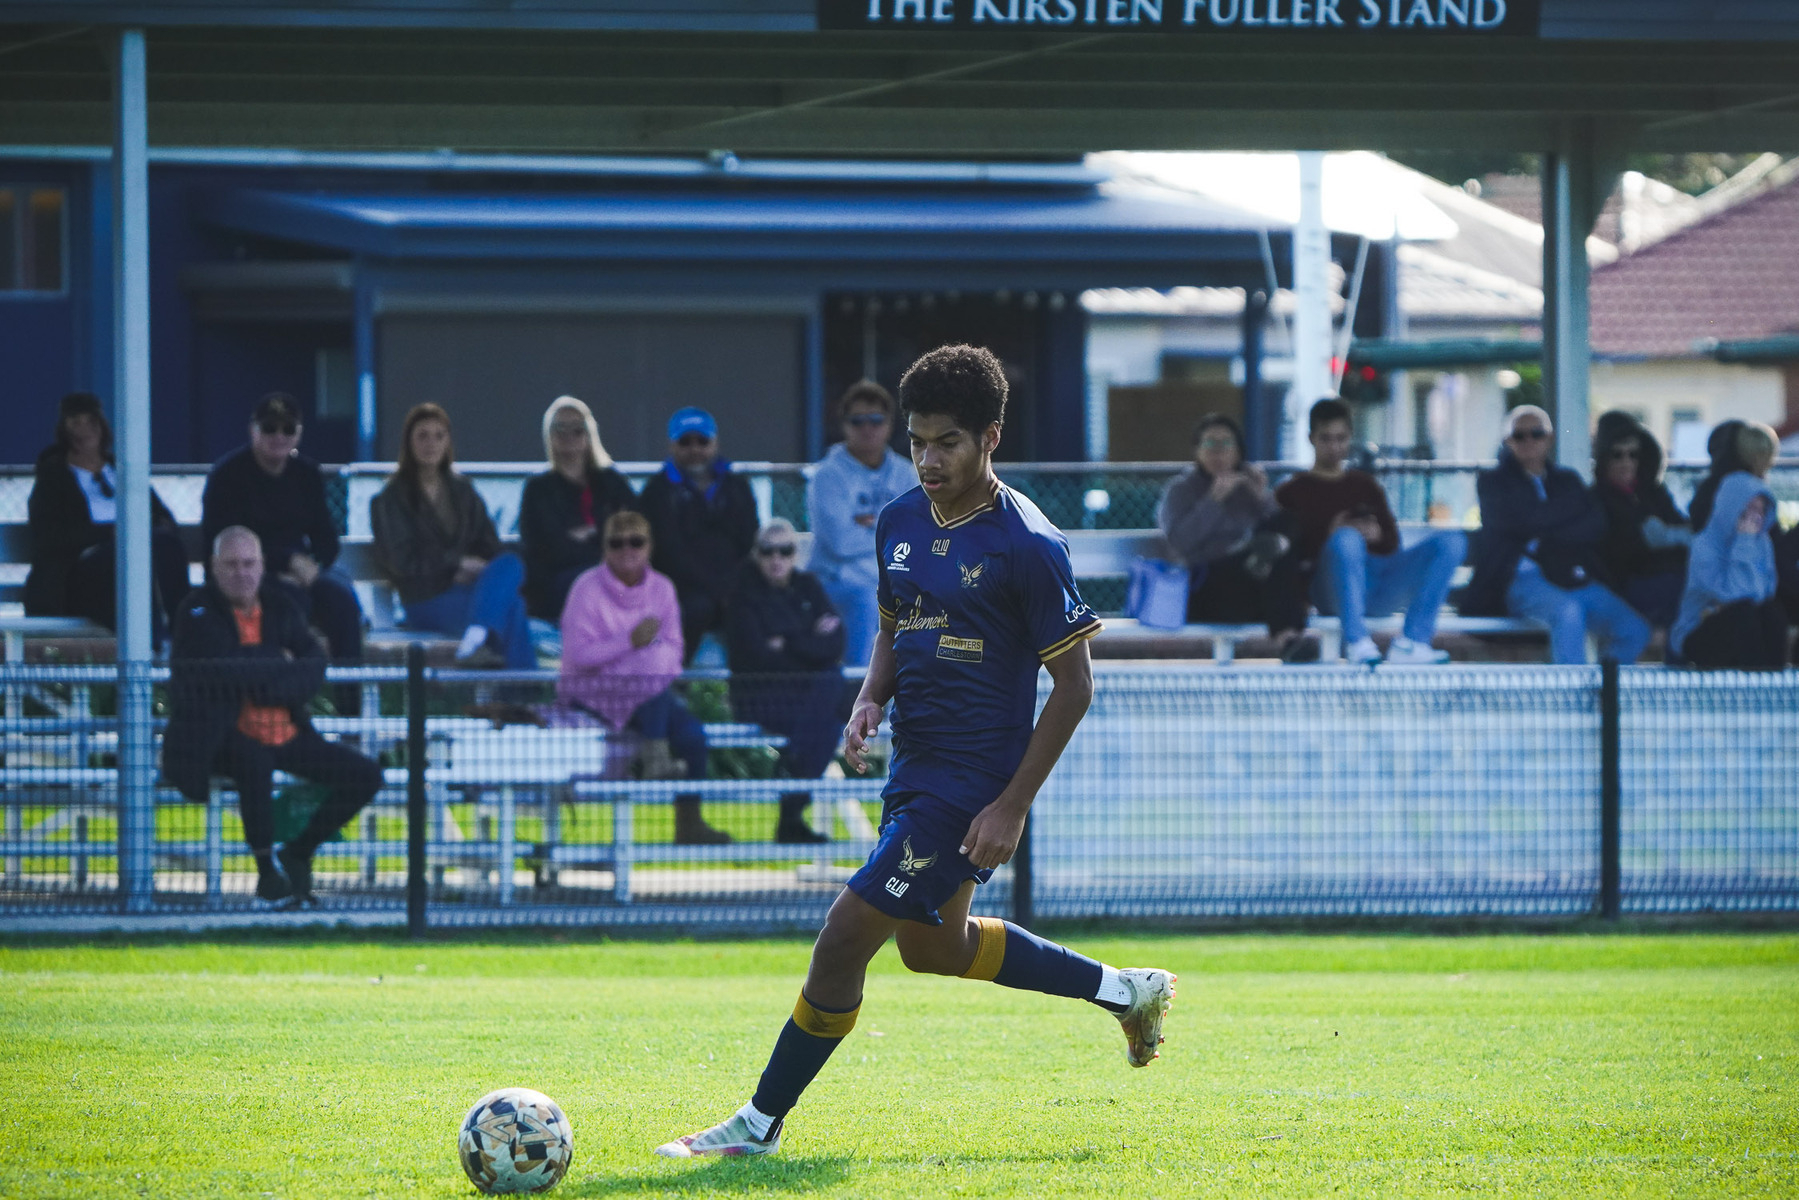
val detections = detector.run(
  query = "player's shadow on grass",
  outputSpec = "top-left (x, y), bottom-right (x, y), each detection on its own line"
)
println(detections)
top-left (566, 1155), bottom-right (857, 1195)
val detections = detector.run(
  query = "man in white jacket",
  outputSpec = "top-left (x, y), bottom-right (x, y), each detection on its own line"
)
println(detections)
top-left (805, 381), bottom-right (917, 666)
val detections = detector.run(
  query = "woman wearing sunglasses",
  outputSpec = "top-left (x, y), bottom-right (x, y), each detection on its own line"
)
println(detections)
top-left (1463, 405), bottom-right (1649, 664)
top-left (558, 510), bottom-right (731, 845)
top-left (24, 391), bottom-right (191, 644)
top-left (726, 518), bottom-right (846, 843)
top-left (1589, 410), bottom-right (1691, 632)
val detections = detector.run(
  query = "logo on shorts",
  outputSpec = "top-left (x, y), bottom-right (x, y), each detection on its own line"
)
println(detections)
top-left (888, 542), bottom-right (912, 572)
top-left (884, 877), bottom-right (909, 898)
top-left (898, 836), bottom-right (938, 876)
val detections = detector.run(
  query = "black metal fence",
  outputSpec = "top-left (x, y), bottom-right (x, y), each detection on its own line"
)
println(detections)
top-left (2, 657), bottom-right (1794, 930)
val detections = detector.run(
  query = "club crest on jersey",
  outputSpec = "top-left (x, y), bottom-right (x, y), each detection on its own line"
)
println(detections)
top-left (958, 560), bottom-right (986, 588)
top-left (897, 836), bottom-right (938, 876)
top-left (932, 539), bottom-right (950, 555)
top-left (888, 542), bottom-right (911, 572)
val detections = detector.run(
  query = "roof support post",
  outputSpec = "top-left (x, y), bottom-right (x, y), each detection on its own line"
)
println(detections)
top-left (1541, 122), bottom-right (1622, 472)
top-left (110, 27), bottom-right (155, 914)
top-left (1241, 288), bottom-right (1271, 461)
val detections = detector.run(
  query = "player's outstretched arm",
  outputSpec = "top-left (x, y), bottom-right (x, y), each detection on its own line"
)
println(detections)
top-left (960, 639), bottom-right (1094, 869)
top-left (843, 628), bottom-right (897, 775)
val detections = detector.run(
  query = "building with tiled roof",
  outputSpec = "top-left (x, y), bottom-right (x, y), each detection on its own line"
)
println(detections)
top-left (1588, 160), bottom-right (1799, 457)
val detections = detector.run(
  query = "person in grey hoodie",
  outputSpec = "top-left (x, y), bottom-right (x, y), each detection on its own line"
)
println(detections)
top-left (1671, 422), bottom-right (1789, 669)
top-left (805, 380), bottom-right (916, 666)
top-left (1156, 413), bottom-right (1313, 660)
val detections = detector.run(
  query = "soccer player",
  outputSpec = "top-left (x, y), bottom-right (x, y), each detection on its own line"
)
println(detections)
top-left (656, 344), bottom-right (1176, 1159)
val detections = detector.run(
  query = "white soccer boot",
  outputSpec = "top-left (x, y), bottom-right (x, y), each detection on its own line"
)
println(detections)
top-left (655, 1108), bottom-right (782, 1158)
top-left (1116, 967), bottom-right (1177, 1067)
top-left (1385, 636), bottom-right (1450, 665)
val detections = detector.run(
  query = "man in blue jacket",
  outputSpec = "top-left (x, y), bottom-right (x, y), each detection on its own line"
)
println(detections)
top-left (1463, 405), bottom-right (1649, 664)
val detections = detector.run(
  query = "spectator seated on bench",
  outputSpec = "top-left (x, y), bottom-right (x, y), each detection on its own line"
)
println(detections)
top-left (162, 526), bottom-right (381, 908)
top-left (1590, 411), bottom-right (1691, 632)
top-left (520, 395), bottom-right (638, 623)
top-left (202, 391), bottom-right (365, 669)
top-left (557, 510), bottom-right (732, 846)
top-left (1276, 400), bottom-right (1463, 667)
top-left (727, 518), bottom-right (845, 844)
top-left (24, 391), bottom-right (190, 647)
top-left (370, 403), bottom-right (533, 669)
top-left (1671, 423), bottom-right (1792, 669)
top-left (1464, 406), bottom-right (1649, 665)
top-left (1157, 412), bottom-right (1314, 663)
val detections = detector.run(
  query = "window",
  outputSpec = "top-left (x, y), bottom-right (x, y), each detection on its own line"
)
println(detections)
top-left (0, 185), bottom-right (67, 294)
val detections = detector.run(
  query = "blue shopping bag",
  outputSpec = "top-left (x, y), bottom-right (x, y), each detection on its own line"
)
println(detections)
top-left (1124, 556), bottom-right (1192, 631)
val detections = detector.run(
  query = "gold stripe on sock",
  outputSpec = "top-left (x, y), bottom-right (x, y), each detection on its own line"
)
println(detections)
top-left (960, 916), bottom-right (1008, 981)
top-left (792, 992), bottom-right (859, 1038)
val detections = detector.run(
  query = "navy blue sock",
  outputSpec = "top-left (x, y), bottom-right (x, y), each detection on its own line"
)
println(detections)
top-left (961, 916), bottom-right (1113, 1007)
top-left (749, 992), bottom-right (859, 1121)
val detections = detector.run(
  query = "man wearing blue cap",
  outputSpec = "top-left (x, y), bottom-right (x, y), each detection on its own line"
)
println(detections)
top-left (640, 407), bottom-right (761, 660)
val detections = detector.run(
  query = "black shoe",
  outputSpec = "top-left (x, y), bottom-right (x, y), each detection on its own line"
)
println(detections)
top-left (776, 821), bottom-right (830, 844)
top-left (255, 857), bottom-right (293, 903)
top-left (1279, 634), bottom-right (1322, 664)
top-left (276, 843), bottom-right (315, 902)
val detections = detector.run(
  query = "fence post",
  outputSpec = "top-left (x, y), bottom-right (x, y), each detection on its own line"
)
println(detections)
top-left (1599, 658), bottom-right (1621, 921)
top-left (407, 643), bottom-right (427, 938)
top-left (1012, 812), bottom-right (1034, 930)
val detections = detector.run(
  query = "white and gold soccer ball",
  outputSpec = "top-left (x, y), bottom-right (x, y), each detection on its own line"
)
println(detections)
top-left (457, 1087), bottom-right (573, 1195)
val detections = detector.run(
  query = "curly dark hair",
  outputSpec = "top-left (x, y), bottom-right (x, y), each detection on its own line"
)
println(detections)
top-left (897, 344), bottom-right (1007, 434)
top-left (1308, 397), bottom-right (1352, 433)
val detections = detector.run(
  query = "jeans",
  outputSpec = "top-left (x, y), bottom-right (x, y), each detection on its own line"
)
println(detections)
top-left (1505, 570), bottom-right (1651, 664)
top-left (626, 689), bottom-right (710, 781)
top-left (822, 577), bottom-right (878, 667)
top-left (1313, 526), bottom-right (1467, 645)
top-left (1621, 570), bottom-right (1684, 631)
top-left (273, 568), bottom-right (365, 662)
top-left (401, 552), bottom-right (534, 668)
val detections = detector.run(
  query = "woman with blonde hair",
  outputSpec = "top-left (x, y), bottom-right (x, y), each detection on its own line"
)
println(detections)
top-left (371, 403), bottom-right (533, 667)
top-left (519, 395), bottom-right (638, 621)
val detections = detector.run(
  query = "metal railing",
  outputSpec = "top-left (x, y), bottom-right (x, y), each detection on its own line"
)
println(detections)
top-left (2, 656), bottom-right (1793, 930)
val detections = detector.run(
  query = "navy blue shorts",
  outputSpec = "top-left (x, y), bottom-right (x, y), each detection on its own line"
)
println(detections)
top-left (846, 793), bottom-right (994, 926)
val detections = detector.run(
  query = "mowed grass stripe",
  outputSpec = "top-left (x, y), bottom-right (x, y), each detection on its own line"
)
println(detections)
top-left (1, 934), bottom-right (1794, 1198)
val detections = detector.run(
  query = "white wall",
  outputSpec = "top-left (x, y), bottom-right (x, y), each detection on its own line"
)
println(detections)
top-left (1590, 359), bottom-right (1785, 459)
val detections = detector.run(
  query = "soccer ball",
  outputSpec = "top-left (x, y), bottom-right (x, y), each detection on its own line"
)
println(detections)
top-left (457, 1087), bottom-right (573, 1195)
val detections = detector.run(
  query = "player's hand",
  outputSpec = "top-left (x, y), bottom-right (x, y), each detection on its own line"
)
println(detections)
top-left (842, 699), bottom-right (883, 775)
top-left (959, 799), bottom-right (1028, 870)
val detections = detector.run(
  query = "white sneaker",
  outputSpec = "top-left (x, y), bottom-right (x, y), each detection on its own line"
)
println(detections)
top-left (1343, 636), bottom-right (1382, 666)
top-left (1385, 637), bottom-right (1450, 665)
top-left (1116, 967), bottom-right (1176, 1067)
top-left (655, 1109), bottom-right (782, 1158)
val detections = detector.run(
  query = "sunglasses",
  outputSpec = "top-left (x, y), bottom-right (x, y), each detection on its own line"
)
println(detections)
top-left (550, 424), bottom-right (587, 438)
top-left (676, 434), bottom-right (713, 448)
top-left (1198, 435), bottom-right (1237, 451)
top-left (757, 544), bottom-right (797, 559)
top-left (258, 420), bottom-right (299, 437)
top-left (1608, 447), bottom-right (1640, 459)
top-left (607, 535), bottom-right (648, 550)
top-left (1511, 428), bottom-right (1550, 441)
top-left (845, 413), bottom-right (889, 428)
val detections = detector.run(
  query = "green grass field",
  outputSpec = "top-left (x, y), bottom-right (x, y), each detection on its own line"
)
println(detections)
top-left (2, 932), bottom-right (1795, 1198)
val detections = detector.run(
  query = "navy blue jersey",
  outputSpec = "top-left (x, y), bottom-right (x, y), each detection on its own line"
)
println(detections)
top-left (875, 480), bottom-right (1102, 815)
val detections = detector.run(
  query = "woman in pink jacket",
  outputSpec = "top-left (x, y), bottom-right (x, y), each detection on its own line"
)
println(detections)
top-left (558, 510), bottom-right (729, 845)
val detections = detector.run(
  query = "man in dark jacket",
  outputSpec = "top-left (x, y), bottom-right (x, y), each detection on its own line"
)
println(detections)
top-left (163, 526), bottom-right (382, 906)
top-left (639, 407), bottom-right (761, 660)
top-left (201, 393), bottom-right (364, 666)
top-left (1463, 406), bottom-right (1649, 664)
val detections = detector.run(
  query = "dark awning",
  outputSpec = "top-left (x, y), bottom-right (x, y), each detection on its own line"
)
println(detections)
top-left (196, 179), bottom-right (1289, 291)
top-left (1348, 337), bottom-right (1541, 369)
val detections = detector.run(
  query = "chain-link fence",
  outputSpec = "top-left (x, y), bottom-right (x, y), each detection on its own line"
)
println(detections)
top-left (3, 657), bottom-right (1794, 929)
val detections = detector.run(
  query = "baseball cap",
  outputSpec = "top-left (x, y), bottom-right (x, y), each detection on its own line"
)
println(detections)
top-left (667, 407), bottom-right (717, 442)
top-left (252, 392), bottom-right (302, 426)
